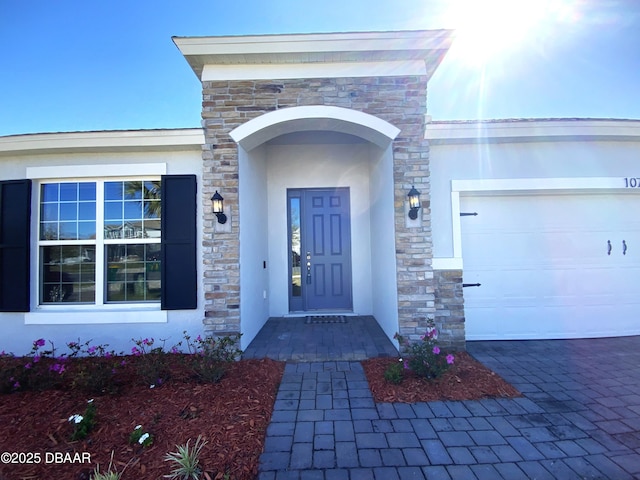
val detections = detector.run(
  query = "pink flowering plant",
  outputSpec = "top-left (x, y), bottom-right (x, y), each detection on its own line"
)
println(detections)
top-left (0, 339), bottom-right (67, 392)
top-left (131, 337), bottom-right (176, 386)
top-left (183, 331), bottom-right (242, 383)
top-left (67, 339), bottom-right (122, 394)
top-left (394, 320), bottom-right (455, 380)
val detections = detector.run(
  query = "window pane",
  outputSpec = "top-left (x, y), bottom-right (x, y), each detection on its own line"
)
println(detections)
top-left (59, 203), bottom-right (77, 221)
top-left (290, 197), bottom-right (301, 297)
top-left (59, 222), bottom-right (78, 240)
top-left (40, 182), bottom-right (96, 241)
top-left (124, 201), bottom-right (142, 219)
top-left (78, 221), bottom-right (96, 239)
top-left (143, 219), bottom-right (161, 238)
top-left (59, 183), bottom-right (77, 201)
top-left (41, 184), bottom-right (58, 202)
top-left (40, 222), bottom-right (58, 240)
top-left (78, 202), bottom-right (96, 221)
top-left (104, 182), bottom-right (123, 200)
top-left (104, 201), bottom-right (122, 220)
top-left (106, 244), bottom-right (160, 303)
top-left (124, 181), bottom-right (143, 200)
top-left (104, 220), bottom-right (123, 239)
top-left (41, 203), bottom-right (58, 222)
top-left (144, 200), bottom-right (161, 219)
top-left (40, 246), bottom-right (95, 303)
top-left (78, 182), bottom-right (96, 201)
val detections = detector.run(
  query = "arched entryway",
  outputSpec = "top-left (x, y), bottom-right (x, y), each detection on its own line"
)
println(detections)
top-left (230, 106), bottom-right (401, 349)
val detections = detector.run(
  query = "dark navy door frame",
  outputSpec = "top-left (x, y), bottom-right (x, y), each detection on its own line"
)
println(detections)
top-left (287, 187), bottom-right (353, 312)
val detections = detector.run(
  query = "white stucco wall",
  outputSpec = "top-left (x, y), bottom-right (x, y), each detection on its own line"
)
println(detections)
top-left (430, 138), bottom-right (640, 260)
top-left (368, 143), bottom-right (400, 342)
top-left (238, 145), bottom-right (270, 349)
top-left (0, 146), bottom-right (205, 355)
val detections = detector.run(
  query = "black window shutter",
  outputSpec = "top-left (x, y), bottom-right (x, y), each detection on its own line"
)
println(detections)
top-left (0, 179), bottom-right (32, 312)
top-left (161, 175), bottom-right (197, 310)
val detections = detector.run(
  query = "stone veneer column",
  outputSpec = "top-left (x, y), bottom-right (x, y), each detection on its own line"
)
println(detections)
top-left (434, 270), bottom-right (466, 350)
top-left (200, 76), bottom-right (461, 347)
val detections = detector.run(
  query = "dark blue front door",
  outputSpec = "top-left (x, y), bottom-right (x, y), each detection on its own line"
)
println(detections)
top-left (288, 188), bottom-right (352, 311)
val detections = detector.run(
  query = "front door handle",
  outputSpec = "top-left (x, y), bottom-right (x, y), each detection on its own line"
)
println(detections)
top-left (306, 252), bottom-right (312, 284)
top-left (623, 240), bottom-right (627, 255)
top-left (607, 240), bottom-right (612, 255)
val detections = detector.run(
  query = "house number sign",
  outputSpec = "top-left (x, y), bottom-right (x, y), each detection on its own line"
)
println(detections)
top-left (624, 177), bottom-right (640, 188)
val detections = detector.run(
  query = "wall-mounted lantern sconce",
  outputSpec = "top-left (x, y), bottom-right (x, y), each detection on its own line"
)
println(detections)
top-left (407, 186), bottom-right (421, 220)
top-left (211, 190), bottom-right (227, 224)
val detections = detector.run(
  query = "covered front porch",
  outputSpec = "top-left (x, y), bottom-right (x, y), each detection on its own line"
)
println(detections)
top-left (242, 315), bottom-right (399, 361)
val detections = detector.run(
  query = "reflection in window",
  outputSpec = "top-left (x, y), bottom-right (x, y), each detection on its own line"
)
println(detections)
top-left (290, 197), bottom-right (301, 297)
top-left (104, 181), bottom-right (161, 239)
top-left (40, 183), bottom-right (96, 240)
top-left (41, 245), bottom-right (96, 303)
top-left (106, 244), bottom-right (161, 302)
top-left (38, 179), bottom-right (161, 305)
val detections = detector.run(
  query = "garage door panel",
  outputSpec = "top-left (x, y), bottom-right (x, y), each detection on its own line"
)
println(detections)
top-left (462, 193), bottom-right (640, 340)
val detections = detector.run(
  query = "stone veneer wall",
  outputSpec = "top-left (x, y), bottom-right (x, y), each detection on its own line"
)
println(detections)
top-left (200, 76), bottom-right (463, 347)
top-left (434, 269), bottom-right (466, 350)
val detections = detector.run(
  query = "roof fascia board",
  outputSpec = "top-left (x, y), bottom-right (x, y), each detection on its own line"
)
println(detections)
top-left (173, 30), bottom-right (454, 79)
top-left (0, 129), bottom-right (205, 156)
top-left (426, 120), bottom-right (640, 144)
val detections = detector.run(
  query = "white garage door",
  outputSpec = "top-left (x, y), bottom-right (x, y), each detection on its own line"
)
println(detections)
top-left (461, 193), bottom-right (640, 340)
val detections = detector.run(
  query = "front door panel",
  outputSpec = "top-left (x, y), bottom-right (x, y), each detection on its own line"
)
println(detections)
top-left (288, 188), bottom-right (352, 311)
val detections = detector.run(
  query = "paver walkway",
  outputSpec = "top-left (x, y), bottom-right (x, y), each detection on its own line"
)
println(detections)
top-left (258, 336), bottom-right (640, 479)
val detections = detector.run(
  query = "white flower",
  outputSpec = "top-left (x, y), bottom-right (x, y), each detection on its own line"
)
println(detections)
top-left (138, 432), bottom-right (150, 445)
top-left (135, 425), bottom-right (142, 430)
top-left (150, 384), bottom-right (155, 389)
top-left (68, 414), bottom-right (83, 424)
top-left (87, 399), bottom-right (94, 404)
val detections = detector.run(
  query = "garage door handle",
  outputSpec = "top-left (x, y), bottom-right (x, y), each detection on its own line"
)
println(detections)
top-left (623, 240), bottom-right (627, 255)
top-left (607, 240), bottom-right (612, 255)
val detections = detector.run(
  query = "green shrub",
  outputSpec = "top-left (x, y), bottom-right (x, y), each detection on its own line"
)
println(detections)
top-left (394, 320), bottom-right (455, 380)
top-left (383, 360), bottom-right (405, 385)
top-left (183, 332), bottom-right (242, 384)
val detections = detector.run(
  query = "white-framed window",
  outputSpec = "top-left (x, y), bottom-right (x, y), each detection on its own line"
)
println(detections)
top-left (37, 178), bottom-right (161, 306)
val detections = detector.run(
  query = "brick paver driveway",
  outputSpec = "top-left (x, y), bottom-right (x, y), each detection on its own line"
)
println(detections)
top-left (259, 336), bottom-right (640, 479)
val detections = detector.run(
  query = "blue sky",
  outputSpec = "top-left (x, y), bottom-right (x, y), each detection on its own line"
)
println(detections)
top-left (1, 0), bottom-right (639, 136)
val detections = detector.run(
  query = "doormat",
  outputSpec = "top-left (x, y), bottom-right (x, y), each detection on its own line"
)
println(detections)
top-left (305, 315), bottom-right (347, 324)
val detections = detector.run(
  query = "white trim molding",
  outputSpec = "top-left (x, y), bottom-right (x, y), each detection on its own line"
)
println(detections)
top-left (27, 163), bottom-right (167, 179)
top-left (0, 129), bottom-right (204, 156)
top-left (432, 257), bottom-right (463, 270)
top-left (202, 60), bottom-right (427, 81)
top-left (26, 310), bottom-right (167, 325)
top-left (230, 105), bottom-right (401, 151)
top-left (426, 119), bottom-right (640, 145)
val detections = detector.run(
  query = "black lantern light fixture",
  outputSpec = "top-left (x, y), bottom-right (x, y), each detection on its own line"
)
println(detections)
top-left (407, 186), bottom-right (421, 220)
top-left (211, 190), bottom-right (227, 224)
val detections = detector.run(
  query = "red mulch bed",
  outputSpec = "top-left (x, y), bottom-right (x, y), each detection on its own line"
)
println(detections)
top-left (362, 352), bottom-right (521, 403)
top-left (0, 357), bottom-right (284, 480)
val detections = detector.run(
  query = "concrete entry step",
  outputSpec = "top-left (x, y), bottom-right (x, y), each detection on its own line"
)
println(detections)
top-left (243, 315), bottom-right (398, 362)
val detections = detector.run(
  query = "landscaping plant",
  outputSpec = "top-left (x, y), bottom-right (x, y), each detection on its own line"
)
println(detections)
top-left (69, 399), bottom-right (97, 441)
top-left (394, 320), bottom-right (455, 380)
top-left (131, 337), bottom-right (174, 386)
top-left (164, 435), bottom-right (207, 480)
top-left (67, 340), bottom-right (122, 394)
top-left (183, 332), bottom-right (242, 383)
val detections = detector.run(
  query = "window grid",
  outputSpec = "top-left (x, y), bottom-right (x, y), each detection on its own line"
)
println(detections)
top-left (37, 179), bottom-right (161, 306)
